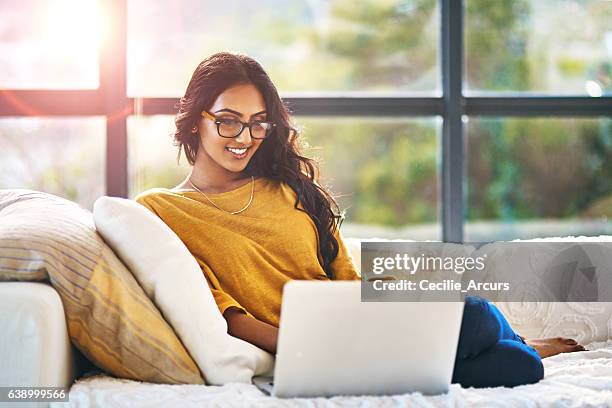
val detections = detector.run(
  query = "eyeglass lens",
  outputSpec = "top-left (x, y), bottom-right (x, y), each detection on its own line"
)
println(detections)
top-left (218, 119), bottom-right (272, 139)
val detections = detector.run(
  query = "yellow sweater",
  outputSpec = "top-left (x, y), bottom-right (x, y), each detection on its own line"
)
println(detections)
top-left (134, 177), bottom-right (360, 328)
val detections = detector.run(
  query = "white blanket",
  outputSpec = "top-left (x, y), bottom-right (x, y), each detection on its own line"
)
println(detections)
top-left (55, 341), bottom-right (612, 408)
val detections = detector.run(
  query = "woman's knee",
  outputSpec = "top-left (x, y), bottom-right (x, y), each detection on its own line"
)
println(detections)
top-left (456, 296), bottom-right (502, 359)
top-left (510, 342), bottom-right (544, 385)
top-left (453, 340), bottom-right (544, 388)
top-left (496, 340), bottom-right (544, 385)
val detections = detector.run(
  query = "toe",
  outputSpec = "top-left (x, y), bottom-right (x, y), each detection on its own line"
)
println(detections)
top-left (571, 344), bottom-right (586, 352)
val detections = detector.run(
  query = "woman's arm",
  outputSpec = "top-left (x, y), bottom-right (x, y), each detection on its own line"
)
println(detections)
top-left (223, 307), bottom-right (279, 355)
top-left (331, 227), bottom-right (361, 281)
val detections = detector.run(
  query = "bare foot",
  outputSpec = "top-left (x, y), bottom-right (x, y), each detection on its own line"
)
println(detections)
top-left (524, 337), bottom-right (586, 359)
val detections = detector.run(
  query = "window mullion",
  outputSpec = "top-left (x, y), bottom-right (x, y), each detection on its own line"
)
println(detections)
top-left (441, 0), bottom-right (464, 243)
top-left (100, 0), bottom-right (129, 198)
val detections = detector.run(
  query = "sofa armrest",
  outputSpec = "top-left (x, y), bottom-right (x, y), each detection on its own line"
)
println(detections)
top-left (0, 282), bottom-right (76, 389)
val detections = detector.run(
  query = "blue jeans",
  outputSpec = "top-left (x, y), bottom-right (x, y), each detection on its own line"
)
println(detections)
top-left (452, 296), bottom-right (544, 388)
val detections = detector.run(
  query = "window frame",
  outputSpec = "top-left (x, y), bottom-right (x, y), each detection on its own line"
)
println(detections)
top-left (0, 0), bottom-right (610, 242)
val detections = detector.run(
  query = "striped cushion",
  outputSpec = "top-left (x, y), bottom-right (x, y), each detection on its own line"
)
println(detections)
top-left (0, 190), bottom-right (204, 384)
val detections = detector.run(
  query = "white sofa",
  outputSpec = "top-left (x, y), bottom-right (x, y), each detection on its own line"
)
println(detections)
top-left (0, 282), bottom-right (75, 386)
top-left (0, 282), bottom-right (77, 408)
top-left (3, 238), bottom-right (612, 408)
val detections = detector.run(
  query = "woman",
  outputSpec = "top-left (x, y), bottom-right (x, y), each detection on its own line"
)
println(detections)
top-left (135, 52), bottom-right (585, 388)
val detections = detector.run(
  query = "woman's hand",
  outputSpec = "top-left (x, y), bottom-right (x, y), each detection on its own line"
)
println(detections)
top-left (223, 307), bottom-right (279, 355)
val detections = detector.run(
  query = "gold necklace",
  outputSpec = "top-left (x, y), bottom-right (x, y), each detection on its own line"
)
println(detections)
top-left (188, 176), bottom-right (255, 215)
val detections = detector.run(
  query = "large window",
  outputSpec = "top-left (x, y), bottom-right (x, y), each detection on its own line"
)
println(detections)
top-left (1, 0), bottom-right (611, 241)
top-left (127, 0), bottom-right (440, 96)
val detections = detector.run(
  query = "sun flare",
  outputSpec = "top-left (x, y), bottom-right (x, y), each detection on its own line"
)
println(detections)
top-left (40, 0), bottom-right (103, 68)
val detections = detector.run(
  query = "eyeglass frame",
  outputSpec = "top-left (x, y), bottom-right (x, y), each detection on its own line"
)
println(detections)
top-left (200, 110), bottom-right (276, 140)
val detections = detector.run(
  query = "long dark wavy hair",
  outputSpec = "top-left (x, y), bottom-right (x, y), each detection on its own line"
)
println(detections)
top-left (174, 52), bottom-right (343, 279)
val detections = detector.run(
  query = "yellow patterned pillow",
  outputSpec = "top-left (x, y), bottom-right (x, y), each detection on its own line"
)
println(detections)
top-left (0, 190), bottom-right (204, 384)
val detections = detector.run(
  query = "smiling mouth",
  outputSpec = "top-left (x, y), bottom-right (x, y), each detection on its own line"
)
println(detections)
top-left (225, 146), bottom-right (250, 158)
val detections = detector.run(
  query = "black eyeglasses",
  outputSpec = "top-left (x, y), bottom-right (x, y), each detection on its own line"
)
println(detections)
top-left (201, 111), bottom-right (276, 140)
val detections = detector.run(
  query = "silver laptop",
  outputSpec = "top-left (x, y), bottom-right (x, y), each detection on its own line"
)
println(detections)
top-left (252, 280), bottom-right (464, 398)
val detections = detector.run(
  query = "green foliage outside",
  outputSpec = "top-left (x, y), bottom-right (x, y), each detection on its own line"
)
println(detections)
top-left (467, 118), bottom-right (612, 221)
top-left (294, 0), bottom-right (612, 229)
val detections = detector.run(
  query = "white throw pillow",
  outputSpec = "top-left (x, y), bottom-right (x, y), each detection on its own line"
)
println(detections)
top-left (93, 196), bottom-right (274, 385)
